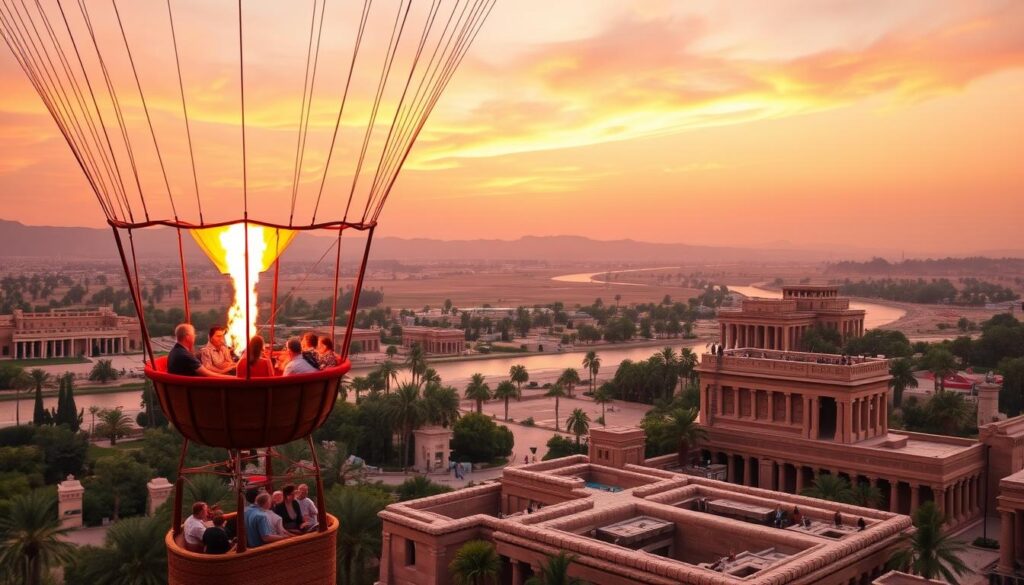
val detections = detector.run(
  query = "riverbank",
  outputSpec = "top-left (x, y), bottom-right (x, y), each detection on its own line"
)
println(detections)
top-left (0, 382), bottom-right (145, 402)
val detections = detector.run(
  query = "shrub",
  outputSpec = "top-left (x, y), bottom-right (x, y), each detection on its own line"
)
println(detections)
top-left (542, 435), bottom-right (587, 461)
top-left (973, 536), bottom-right (999, 549)
top-left (522, 417), bottom-right (535, 427)
top-left (451, 413), bottom-right (514, 463)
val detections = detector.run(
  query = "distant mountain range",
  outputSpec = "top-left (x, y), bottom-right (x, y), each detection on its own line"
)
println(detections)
top-left (2, 219), bottom-right (1006, 264)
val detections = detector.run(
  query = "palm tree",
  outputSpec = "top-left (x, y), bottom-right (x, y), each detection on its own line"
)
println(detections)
top-left (377, 361), bottom-right (400, 393)
top-left (421, 367), bottom-right (442, 386)
top-left (95, 407), bottom-right (133, 446)
top-left (592, 384), bottom-right (613, 426)
top-left (666, 407), bottom-right (706, 467)
top-left (922, 347), bottom-right (957, 393)
top-left (889, 358), bottom-right (918, 408)
top-left (351, 376), bottom-right (371, 404)
top-left (565, 409), bottom-right (590, 446)
top-left (423, 384), bottom-right (461, 428)
top-left (509, 364), bottom-right (529, 400)
top-left (88, 405), bottom-right (100, 436)
top-left (525, 551), bottom-right (587, 585)
top-left (450, 540), bottom-right (501, 585)
top-left (88, 359), bottom-right (119, 383)
top-left (926, 390), bottom-right (972, 436)
top-left (330, 487), bottom-right (388, 585)
top-left (852, 481), bottom-right (884, 509)
top-left (546, 384), bottom-right (567, 431)
top-left (71, 515), bottom-right (168, 585)
top-left (677, 347), bottom-right (698, 389)
top-left (28, 369), bottom-right (52, 426)
top-left (386, 345), bottom-right (398, 359)
top-left (557, 368), bottom-right (581, 398)
top-left (801, 473), bottom-right (855, 503)
top-left (405, 344), bottom-right (428, 386)
top-left (385, 383), bottom-right (425, 470)
top-left (396, 475), bottom-right (452, 501)
top-left (493, 381), bottom-right (519, 421)
top-left (183, 474), bottom-right (233, 514)
top-left (464, 373), bottom-right (491, 414)
top-left (889, 501), bottom-right (969, 582)
top-left (0, 489), bottom-right (75, 585)
top-left (322, 444), bottom-right (366, 488)
top-left (581, 351), bottom-right (601, 394)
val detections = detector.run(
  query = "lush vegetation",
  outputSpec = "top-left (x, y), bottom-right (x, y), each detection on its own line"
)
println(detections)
top-left (603, 347), bottom-right (699, 404)
top-left (889, 501), bottom-right (969, 582)
top-left (827, 256), bottom-right (1024, 277)
top-left (836, 277), bottom-right (1019, 305)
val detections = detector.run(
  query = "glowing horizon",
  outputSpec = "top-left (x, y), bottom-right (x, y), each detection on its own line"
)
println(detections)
top-left (1, 1), bottom-right (1022, 255)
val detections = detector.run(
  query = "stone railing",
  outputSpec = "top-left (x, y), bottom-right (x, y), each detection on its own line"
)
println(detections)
top-left (794, 298), bottom-right (852, 311)
top-left (700, 351), bottom-right (890, 382)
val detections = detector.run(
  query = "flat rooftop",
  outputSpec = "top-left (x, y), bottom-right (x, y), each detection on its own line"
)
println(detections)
top-left (380, 457), bottom-right (912, 585)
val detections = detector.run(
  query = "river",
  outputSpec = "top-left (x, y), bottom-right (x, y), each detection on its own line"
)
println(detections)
top-left (0, 342), bottom-right (706, 427)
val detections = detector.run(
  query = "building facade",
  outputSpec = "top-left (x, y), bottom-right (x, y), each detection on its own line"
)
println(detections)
top-left (378, 431), bottom-right (913, 585)
top-left (696, 349), bottom-right (1024, 532)
top-left (718, 286), bottom-right (866, 351)
top-left (401, 326), bottom-right (465, 355)
top-left (0, 307), bottom-right (140, 360)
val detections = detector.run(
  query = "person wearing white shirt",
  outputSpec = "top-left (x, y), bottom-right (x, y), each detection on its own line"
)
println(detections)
top-left (296, 483), bottom-right (319, 530)
top-left (183, 501), bottom-right (209, 552)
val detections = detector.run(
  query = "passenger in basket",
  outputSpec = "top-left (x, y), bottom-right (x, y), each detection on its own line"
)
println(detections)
top-left (300, 332), bottom-right (322, 369)
top-left (168, 324), bottom-right (232, 377)
top-left (237, 335), bottom-right (275, 378)
top-left (283, 337), bottom-right (318, 376)
top-left (203, 512), bottom-right (232, 554)
top-left (199, 325), bottom-right (237, 375)
top-left (295, 483), bottom-right (319, 531)
top-left (274, 484), bottom-right (308, 533)
top-left (183, 501), bottom-right (208, 553)
top-left (245, 492), bottom-right (286, 547)
top-left (317, 337), bottom-right (340, 370)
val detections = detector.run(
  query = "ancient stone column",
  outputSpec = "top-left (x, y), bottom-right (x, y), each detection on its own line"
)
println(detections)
top-left (57, 475), bottom-right (84, 529)
top-left (910, 484), bottom-right (920, 511)
top-left (1000, 510), bottom-right (1015, 573)
top-left (889, 481), bottom-right (900, 513)
top-left (147, 477), bottom-right (174, 516)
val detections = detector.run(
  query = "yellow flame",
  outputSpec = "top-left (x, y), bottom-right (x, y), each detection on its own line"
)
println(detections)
top-left (190, 224), bottom-right (296, 354)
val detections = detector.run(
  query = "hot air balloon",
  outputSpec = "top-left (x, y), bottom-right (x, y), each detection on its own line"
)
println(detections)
top-left (0, 0), bottom-right (494, 582)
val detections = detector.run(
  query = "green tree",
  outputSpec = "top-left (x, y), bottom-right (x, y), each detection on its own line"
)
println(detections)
top-left (845, 329), bottom-right (912, 358)
top-left (525, 551), bottom-right (587, 585)
top-left (464, 373), bottom-right (492, 414)
top-left (565, 409), bottom-right (590, 446)
top-left (88, 453), bottom-right (153, 522)
top-left (423, 383), bottom-right (461, 428)
top-left (386, 345), bottom-right (398, 359)
top-left (801, 474), bottom-right (854, 503)
top-left (395, 475), bottom-right (452, 502)
top-left (28, 369), bottom-right (53, 426)
top-left (592, 384), bottom-right (613, 426)
top-left (55, 373), bottom-right (81, 431)
top-left (677, 348), bottom-right (698, 390)
top-left (385, 383), bottom-right (425, 470)
top-left (557, 368), bottom-right (581, 398)
top-left (33, 425), bottom-right (88, 483)
top-left (0, 489), bottom-right (74, 585)
top-left (799, 325), bottom-right (843, 354)
top-left (350, 376), bottom-right (371, 404)
top-left (889, 501), bottom-right (969, 582)
top-left (545, 384), bottom-right (567, 431)
top-left (542, 435), bottom-right (587, 460)
top-left (377, 361), bottom-right (400, 394)
top-left (67, 515), bottom-right (168, 585)
top-left (889, 358), bottom-right (918, 408)
top-left (88, 359), bottom-right (120, 383)
top-left (999, 357), bottom-right (1024, 417)
top-left (921, 347), bottom-right (957, 392)
top-left (450, 540), bottom-right (501, 585)
top-left (852, 481), bottom-right (883, 508)
top-left (94, 407), bottom-right (133, 446)
top-left (8, 367), bottom-right (31, 426)
top-left (451, 413), bottom-right (514, 463)
top-left (405, 344), bottom-right (428, 386)
top-left (926, 390), bottom-right (973, 436)
top-left (330, 486), bottom-right (390, 585)
top-left (640, 406), bottom-right (705, 467)
top-left (493, 381), bottom-right (519, 421)
top-left (509, 364), bottom-right (529, 399)
top-left (182, 474), bottom-right (233, 515)
top-left (581, 351), bottom-right (600, 394)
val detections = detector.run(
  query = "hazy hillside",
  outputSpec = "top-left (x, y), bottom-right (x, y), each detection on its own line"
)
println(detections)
top-left (0, 219), bottom-right (855, 264)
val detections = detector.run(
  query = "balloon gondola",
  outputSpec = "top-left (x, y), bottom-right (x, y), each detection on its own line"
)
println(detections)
top-left (0, 0), bottom-right (494, 582)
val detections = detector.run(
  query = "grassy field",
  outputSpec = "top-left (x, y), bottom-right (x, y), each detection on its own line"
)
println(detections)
top-left (0, 382), bottom-right (145, 402)
top-left (88, 439), bottom-right (144, 461)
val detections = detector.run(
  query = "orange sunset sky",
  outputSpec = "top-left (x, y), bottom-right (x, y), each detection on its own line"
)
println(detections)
top-left (1, 0), bottom-right (1022, 255)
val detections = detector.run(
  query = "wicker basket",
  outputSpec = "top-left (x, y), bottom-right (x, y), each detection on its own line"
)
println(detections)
top-left (167, 514), bottom-right (338, 585)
